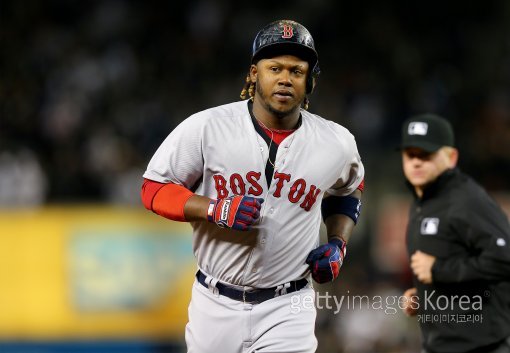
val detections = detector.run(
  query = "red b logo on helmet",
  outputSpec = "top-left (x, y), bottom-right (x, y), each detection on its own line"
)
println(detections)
top-left (281, 24), bottom-right (294, 39)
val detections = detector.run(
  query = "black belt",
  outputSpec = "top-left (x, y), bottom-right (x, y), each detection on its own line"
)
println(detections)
top-left (196, 270), bottom-right (308, 304)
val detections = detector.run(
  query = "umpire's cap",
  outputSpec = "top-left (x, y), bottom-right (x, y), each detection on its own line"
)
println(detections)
top-left (400, 114), bottom-right (455, 153)
top-left (251, 20), bottom-right (320, 93)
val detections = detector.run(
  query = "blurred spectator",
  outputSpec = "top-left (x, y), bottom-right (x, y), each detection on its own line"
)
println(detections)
top-left (0, 149), bottom-right (47, 206)
top-left (2, 0), bottom-right (509, 204)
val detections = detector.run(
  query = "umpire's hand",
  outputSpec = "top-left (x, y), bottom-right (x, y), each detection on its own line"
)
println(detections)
top-left (402, 287), bottom-right (419, 316)
top-left (411, 250), bottom-right (436, 284)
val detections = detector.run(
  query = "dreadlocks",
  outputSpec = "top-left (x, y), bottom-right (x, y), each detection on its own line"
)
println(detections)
top-left (239, 73), bottom-right (310, 110)
top-left (240, 73), bottom-right (255, 101)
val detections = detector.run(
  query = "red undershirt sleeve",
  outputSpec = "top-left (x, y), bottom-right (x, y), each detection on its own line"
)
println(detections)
top-left (357, 178), bottom-right (365, 192)
top-left (141, 179), bottom-right (194, 222)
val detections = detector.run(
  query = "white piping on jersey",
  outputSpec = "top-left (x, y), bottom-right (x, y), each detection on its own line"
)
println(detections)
top-left (255, 126), bottom-right (298, 223)
top-left (256, 119), bottom-right (276, 168)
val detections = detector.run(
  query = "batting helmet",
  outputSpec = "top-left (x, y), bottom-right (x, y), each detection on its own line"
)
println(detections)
top-left (251, 20), bottom-right (320, 94)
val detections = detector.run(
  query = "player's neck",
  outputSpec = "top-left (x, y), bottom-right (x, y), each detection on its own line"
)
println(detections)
top-left (251, 98), bottom-right (301, 130)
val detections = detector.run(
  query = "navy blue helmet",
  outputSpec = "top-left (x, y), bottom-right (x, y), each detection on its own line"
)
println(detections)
top-left (251, 20), bottom-right (320, 94)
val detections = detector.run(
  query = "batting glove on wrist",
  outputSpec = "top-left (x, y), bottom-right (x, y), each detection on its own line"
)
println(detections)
top-left (305, 237), bottom-right (347, 283)
top-left (207, 195), bottom-right (264, 231)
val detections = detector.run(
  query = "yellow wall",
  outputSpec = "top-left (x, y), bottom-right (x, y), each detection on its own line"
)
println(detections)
top-left (0, 206), bottom-right (195, 340)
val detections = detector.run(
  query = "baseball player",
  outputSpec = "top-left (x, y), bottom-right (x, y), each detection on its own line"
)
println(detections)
top-left (141, 20), bottom-right (365, 353)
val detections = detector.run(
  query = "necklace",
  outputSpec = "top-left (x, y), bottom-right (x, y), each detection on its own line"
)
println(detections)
top-left (257, 119), bottom-right (276, 168)
top-left (256, 119), bottom-right (297, 133)
top-left (256, 119), bottom-right (299, 169)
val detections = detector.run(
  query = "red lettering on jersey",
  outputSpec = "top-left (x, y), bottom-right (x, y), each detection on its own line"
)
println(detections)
top-left (212, 172), bottom-right (320, 211)
top-left (230, 173), bottom-right (246, 195)
top-left (288, 178), bottom-right (306, 203)
top-left (300, 185), bottom-right (321, 211)
top-left (246, 171), bottom-right (263, 196)
top-left (213, 174), bottom-right (229, 199)
top-left (273, 172), bottom-right (291, 198)
top-left (281, 25), bottom-right (294, 39)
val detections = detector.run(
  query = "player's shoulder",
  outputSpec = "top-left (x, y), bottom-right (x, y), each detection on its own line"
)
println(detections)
top-left (302, 110), bottom-right (355, 141)
top-left (186, 100), bottom-right (248, 125)
top-left (170, 100), bottom-right (249, 138)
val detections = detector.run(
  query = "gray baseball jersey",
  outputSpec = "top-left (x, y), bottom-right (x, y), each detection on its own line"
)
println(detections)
top-left (143, 100), bottom-right (364, 288)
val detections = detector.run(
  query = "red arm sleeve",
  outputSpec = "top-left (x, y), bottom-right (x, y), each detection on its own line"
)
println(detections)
top-left (357, 178), bottom-right (365, 192)
top-left (141, 179), bottom-right (194, 222)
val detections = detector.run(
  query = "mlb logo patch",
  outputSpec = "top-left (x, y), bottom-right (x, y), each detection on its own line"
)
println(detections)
top-left (421, 218), bottom-right (439, 235)
top-left (408, 122), bottom-right (428, 136)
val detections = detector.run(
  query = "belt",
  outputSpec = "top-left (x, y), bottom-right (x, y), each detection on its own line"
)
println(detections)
top-left (196, 270), bottom-right (308, 304)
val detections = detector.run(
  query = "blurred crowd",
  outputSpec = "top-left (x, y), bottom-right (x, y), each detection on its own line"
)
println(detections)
top-left (1, 1), bottom-right (510, 352)
top-left (2, 0), bottom-right (509, 206)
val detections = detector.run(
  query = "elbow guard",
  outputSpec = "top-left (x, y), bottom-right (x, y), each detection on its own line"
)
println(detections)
top-left (321, 195), bottom-right (362, 224)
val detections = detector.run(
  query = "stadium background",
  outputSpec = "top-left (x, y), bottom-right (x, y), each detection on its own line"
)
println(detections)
top-left (1, 0), bottom-right (509, 352)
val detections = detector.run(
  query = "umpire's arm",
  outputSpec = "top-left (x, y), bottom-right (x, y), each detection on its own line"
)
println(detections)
top-left (432, 204), bottom-right (510, 283)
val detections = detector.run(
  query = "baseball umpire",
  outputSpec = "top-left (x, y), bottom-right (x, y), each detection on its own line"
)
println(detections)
top-left (399, 114), bottom-right (510, 353)
top-left (141, 20), bottom-right (364, 353)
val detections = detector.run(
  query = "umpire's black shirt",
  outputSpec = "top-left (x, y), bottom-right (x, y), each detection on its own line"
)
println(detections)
top-left (407, 168), bottom-right (510, 353)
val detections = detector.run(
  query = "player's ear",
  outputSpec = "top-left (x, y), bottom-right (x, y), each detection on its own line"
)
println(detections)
top-left (307, 63), bottom-right (319, 94)
top-left (249, 64), bottom-right (257, 83)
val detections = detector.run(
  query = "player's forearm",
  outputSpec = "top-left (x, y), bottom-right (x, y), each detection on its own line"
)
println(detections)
top-left (308, 193), bottom-right (360, 283)
top-left (325, 214), bottom-right (356, 243)
top-left (142, 179), bottom-right (209, 222)
top-left (142, 179), bottom-right (262, 229)
top-left (323, 189), bottom-right (361, 243)
top-left (184, 195), bottom-right (213, 221)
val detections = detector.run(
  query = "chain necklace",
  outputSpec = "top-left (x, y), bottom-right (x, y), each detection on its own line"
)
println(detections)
top-left (256, 119), bottom-right (276, 168)
top-left (256, 119), bottom-right (299, 169)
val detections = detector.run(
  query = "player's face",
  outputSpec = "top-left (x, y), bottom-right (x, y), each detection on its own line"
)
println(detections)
top-left (402, 147), bottom-right (457, 192)
top-left (250, 55), bottom-right (309, 118)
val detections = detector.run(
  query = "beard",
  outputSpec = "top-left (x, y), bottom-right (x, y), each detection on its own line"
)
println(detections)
top-left (255, 80), bottom-right (302, 119)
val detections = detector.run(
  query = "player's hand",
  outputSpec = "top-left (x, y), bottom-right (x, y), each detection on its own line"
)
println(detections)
top-left (305, 237), bottom-right (346, 283)
top-left (207, 195), bottom-right (264, 231)
top-left (402, 287), bottom-right (419, 317)
top-left (411, 250), bottom-right (436, 284)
